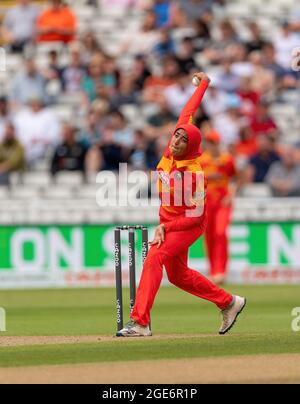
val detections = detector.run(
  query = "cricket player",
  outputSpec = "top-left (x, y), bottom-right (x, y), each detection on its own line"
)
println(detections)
top-left (200, 131), bottom-right (240, 285)
top-left (117, 73), bottom-right (246, 337)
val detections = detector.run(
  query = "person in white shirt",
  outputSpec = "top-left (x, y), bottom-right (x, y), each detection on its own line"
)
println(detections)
top-left (274, 23), bottom-right (300, 70)
top-left (14, 98), bottom-right (60, 167)
top-left (164, 73), bottom-right (195, 117)
top-left (1, 0), bottom-right (40, 52)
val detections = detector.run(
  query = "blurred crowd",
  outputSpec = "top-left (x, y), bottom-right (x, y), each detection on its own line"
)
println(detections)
top-left (0, 0), bottom-right (300, 196)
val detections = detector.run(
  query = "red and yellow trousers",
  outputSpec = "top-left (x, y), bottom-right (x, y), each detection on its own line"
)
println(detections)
top-left (131, 214), bottom-right (232, 327)
top-left (205, 201), bottom-right (232, 277)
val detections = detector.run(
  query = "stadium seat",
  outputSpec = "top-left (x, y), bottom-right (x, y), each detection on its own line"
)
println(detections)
top-left (55, 172), bottom-right (84, 186)
top-left (43, 186), bottom-right (74, 199)
top-left (10, 187), bottom-right (41, 200)
top-left (22, 172), bottom-right (52, 187)
top-left (241, 184), bottom-right (272, 198)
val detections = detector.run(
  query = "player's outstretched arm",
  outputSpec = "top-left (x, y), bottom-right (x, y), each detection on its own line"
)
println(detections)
top-left (176, 72), bottom-right (211, 127)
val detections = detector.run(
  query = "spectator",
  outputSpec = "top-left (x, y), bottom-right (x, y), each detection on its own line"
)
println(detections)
top-left (143, 56), bottom-right (180, 103)
top-left (51, 125), bottom-right (87, 175)
top-left (110, 74), bottom-right (139, 110)
top-left (175, 37), bottom-right (197, 74)
top-left (274, 22), bottom-right (299, 70)
top-left (192, 17), bottom-right (211, 52)
top-left (237, 77), bottom-right (261, 115)
top-left (246, 135), bottom-right (281, 183)
top-left (1, 0), bottom-right (40, 53)
top-left (202, 80), bottom-right (228, 117)
top-left (120, 10), bottom-right (160, 55)
top-left (248, 51), bottom-right (275, 95)
top-left (10, 58), bottom-right (48, 107)
top-left (266, 146), bottom-right (300, 197)
top-left (81, 55), bottom-right (105, 104)
top-left (262, 43), bottom-right (286, 80)
top-left (36, 0), bottom-right (77, 44)
top-left (42, 50), bottom-right (64, 89)
top-left (80, 31), bottom-right (101, 64)
top-left (110, 111), bottom-right (135, 149)
top-left (153, 28), bottom-right (175, 58)
top-left (0, 97), bottom-right (11, 142)
top-left (163, 72), bottom-right (195, 116)
top-left (62, 45), bottom-right (85, 93)
top-left (176, 0), bottom-right (213, 22)
top-left (14, 98), bottom-right (60, 167)
top-left (213, 95), bottom-right (247, 146)
top-left (250, 101), bottom-right (278, 138)
top-left (245, 22), bottom-right (267, 53)
top-left (79, 111), bottom-right (102, 149)
top-left (153, 0), bottom-right (172, 28)
top-left (216, 58), bottom-right (241, 93)
top-left (131, 55), bottom-right (152, 92)
top-left (0, 123), bottom-right (25, 185)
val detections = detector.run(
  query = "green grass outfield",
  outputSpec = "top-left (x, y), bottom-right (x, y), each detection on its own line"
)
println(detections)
top-left (0, 285), bottom-right (299, 367)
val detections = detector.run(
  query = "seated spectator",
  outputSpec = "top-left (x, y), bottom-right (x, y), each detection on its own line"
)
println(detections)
top-left (153, 28), bottom-right (175, 58)
top-left (110, 75), bottom-right (139, 110)
top-left (163, 72), bottom-right (195, 117)
top-left (176, 0), bottom-right (213, 22)
top-left (79, 100), bottom-right (110, 148)
top-left (120, 10), bottom-right (160, 55)
top-left (250, 101), bottom-right (278, 138)
top-left (145, 97), bottom-right (177, 139)
top-left (0, 97), bottom-right (11, 142)
top-left (153, 0), bottom-right (172, 28)
top-left (245, 21), bottom-right (267, 53)
top-left (1, 0), bottom-right (40, 53)
top-left (274, 22), bottom-right (299, 71)
top-left (36, 0), bottom-right (77, 44)
top-left (42, 50), bottom-right (64, 88)
top-left (175, 37), bottom-right (197, 74)
top-left (237, 77), bottom-right (261, 115)
top-left (0, 123), bottom-right (25, 186)
top-left (14, 98), bottom-right (60, 167)
top-left (81, 55), bottom-right (105, 104)
top-left (192, 17), bottom-right (211, 52)
top-left (62, 45), bottom-right (85, 93)
top-left (249, 51), bottom-right (275, 95)
top-left (143, 56), bottom-right (180, 103)
top-left (80, 31), bottom-right (102, 64)
top-left (202, 80), bottom-right (228, 117)
top-left (131, 55), bottom-right (152, 92)
top-left (51, 125), bottom-right (87, 175)
top-left (216, 57), bottom-right (241, 93)
top-left (213, 95), bottom-right (247, 146)
top-left (10, 58), bottom-right (48, 107)
top-left (266, 147), bottom-right (300, 197)
top-left (262, 43), bottom-right (286, 80)
top-left (110, 111), bottom-right (135, 149)
top-left (246, 135), bottom-right (281, 183)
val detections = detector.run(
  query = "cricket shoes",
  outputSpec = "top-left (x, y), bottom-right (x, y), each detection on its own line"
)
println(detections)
top-left (219, 296), bottom-right (247, 335)
top-left (116, 320), bottom-right (152, 337)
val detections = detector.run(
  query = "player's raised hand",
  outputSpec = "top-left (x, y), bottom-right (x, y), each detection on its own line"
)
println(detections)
top-left (193, 72), bottom-right (211, 86)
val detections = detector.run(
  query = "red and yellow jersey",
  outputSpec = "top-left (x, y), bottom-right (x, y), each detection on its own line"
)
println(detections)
top-left (157, 153), bottom-right (206, 221)
top-left (199, 151), bottom-right (236, 204)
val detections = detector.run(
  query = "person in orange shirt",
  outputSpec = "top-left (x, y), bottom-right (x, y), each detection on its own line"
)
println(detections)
top-left (117, 73), bottom-right (246, 337)
top-left (36, 0), bottom-right (77, 44)
top-left (200, 131), bottom-right (240, 285)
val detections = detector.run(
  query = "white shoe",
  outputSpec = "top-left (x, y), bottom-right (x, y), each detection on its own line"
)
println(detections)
top-left (116, 320), bottom-right (152, 337)
top-left (219, 296), bottom-right (247, 335)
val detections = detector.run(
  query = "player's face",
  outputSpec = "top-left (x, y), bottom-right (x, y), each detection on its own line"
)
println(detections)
top-left (170, 129), bottom-right (188, 157)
